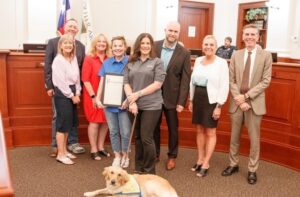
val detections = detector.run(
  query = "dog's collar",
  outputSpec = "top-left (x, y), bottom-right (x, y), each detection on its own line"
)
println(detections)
top-left (114, 175), bottom-right (141, 196)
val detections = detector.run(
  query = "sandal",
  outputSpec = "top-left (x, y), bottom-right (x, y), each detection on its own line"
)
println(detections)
top-left (98, 150), bottom-right (110, 157)
top-left (66, 152), bottom-right (77, 159)
top-left (196, 168), bottom-right (209, 177)
top-left (191, 164), bottom-right (202, 172)
top-left (56, 157), bottom-right (74, 165)
top-left (91, 152), bottom-right (101, 160)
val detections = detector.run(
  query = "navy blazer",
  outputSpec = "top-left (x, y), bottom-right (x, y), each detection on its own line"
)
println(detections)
top-left (44, 37), bottom-right (85, 90)
top-left (154, 40), bottom-right (191, 109)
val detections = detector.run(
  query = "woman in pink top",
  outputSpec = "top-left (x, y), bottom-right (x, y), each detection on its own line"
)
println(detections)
top-left (52, 34), bottom-right (81, 165)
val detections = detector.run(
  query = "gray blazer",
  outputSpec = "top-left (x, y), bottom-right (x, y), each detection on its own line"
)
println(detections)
top-left (44, 37), bottom-right (85, 90)
top-left (229, 48), bottom-right (272, 115)
top-left (154, 40), bottom-right (191, 109)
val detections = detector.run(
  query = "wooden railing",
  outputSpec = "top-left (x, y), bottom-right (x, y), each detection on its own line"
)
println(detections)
top-left (0, 114), bottom-right (14, 197)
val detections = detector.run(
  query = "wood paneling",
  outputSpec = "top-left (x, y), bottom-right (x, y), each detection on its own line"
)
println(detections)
top-left (0, 51), bottom-right (13, 147)
top-left (166, 62), bottom-right (300, 171)
top-left (2, 52), bottom-right (300, 171)
top-left (5, 52), bottom-right (90, 146)
top-left (0, 114), bottom-right (14, 197)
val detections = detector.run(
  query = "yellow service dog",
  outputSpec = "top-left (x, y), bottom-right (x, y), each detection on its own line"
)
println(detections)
top-left (84, 166), bottom-right (178, 197)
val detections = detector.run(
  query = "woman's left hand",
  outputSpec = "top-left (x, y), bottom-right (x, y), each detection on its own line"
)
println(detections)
top-left (127, 92), bottom-right (140, 104)
top-left (212, 107), bottom-right (221, 120)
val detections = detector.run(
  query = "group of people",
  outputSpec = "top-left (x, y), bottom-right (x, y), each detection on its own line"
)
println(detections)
top-left (44, 18), bottom-right (272, 185)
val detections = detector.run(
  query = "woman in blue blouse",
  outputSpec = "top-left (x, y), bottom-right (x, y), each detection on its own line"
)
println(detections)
top-left (96, 36), bottom-right (131, 168)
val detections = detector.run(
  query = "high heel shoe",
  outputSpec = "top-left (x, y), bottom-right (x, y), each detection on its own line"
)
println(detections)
top-left (196, 168), bottom-right (209, 177)
top-left (191, 164), bottom-right (202, 172)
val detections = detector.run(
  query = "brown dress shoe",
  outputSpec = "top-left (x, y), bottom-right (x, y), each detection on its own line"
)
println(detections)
top-left (166, 158), bottom-right (176, 170)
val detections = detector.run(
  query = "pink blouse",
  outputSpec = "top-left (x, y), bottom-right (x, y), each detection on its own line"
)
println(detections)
top-left (52, 54), bottom-right (81, 98)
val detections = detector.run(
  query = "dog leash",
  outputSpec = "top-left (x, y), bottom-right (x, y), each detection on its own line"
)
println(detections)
top-left (127, 114), bottom-right (137, 154)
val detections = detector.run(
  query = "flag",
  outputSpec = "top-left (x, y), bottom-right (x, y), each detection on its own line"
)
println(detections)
top-left (57, 0), bottom-right (71, 35)
top-left (81, 0), bottom-right (94, 50)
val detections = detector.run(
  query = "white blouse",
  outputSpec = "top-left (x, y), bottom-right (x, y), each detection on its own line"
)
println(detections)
top-left (190, 56), bottom-right (229, 105)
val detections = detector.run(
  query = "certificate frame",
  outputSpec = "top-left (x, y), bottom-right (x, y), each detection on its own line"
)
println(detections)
top-left (101, 73), bottom-right (124, 107)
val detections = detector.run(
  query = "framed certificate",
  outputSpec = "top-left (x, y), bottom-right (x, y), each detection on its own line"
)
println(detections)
top-left (101, 73), bottom-right (124, 107)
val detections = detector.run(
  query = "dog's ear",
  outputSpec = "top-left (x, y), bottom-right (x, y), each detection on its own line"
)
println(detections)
top-left (102, 167), bottom-right (109, 178)
top-left (119, 169), bottom-right (130, 185)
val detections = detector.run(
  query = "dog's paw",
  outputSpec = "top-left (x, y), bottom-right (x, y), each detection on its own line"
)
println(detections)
top-left (83, 192), bottom-right (94, 197)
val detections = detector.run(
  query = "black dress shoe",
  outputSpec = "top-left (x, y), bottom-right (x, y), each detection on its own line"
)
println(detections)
top-left (191, 164), bottom-right (202, 172)
top-left (248, 172), bottom-right (257, 184)
top-left (221, 166), bottom-right (239, 176)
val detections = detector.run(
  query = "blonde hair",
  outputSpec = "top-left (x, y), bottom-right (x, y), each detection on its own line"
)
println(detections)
top-left (57, 34), bottom-right (76, 58)
top-left (202, 35), bottom-right (218, 48)
top-left (88, 34), bottom-right (111, 57)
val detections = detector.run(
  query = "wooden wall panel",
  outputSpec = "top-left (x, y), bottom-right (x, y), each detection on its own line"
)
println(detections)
top-left (0, 51), bottom-right (13, 147)
top-left (3, 52), bottom-right (300, 171)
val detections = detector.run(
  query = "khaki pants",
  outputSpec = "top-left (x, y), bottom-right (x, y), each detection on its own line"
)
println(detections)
top-left (229, 108), bottom-right (262, 172)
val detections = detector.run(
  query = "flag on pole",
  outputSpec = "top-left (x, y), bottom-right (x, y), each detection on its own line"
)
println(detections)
top-left (81, 0), bottom-right (94, 50)
top-left (57, 0), bottom-right (71, 36)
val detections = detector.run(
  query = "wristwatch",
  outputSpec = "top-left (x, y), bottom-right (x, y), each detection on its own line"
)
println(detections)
top-left (91, 95), bottom-right (95, 99)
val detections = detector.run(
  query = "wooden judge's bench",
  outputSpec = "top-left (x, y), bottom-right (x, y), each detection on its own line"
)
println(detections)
top-left (1, 50), bottom-right (300, 173)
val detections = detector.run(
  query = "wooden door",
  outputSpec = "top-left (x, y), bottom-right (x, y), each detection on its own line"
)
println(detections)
top-left (178, 1), bottom-right (214, 49)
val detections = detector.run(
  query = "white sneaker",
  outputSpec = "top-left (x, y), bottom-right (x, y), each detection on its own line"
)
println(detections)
top-left (121, 158), bottom-right (130, 168)
top-left (112, 157), bottom-right (121, 167)
top-left (68, 143), bottom-right (85, 154)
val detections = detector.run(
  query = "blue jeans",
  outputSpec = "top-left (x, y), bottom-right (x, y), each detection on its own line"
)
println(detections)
top-left (51, 97), bottom-right (79, 147)
top-left (104, 109), bottom-right (131, 153)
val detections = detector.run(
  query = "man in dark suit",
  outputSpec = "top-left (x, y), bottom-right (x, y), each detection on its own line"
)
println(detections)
top-left (154, 21), bottom-right (191, 170)
top-left (221, 24), bottom-right (272, 184)
top-left (44, 19), bottom-right (86, 156)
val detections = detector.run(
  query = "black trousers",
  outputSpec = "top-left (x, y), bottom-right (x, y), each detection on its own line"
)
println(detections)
top-left (133, 109), bottom-right (161, 174)
top-left (154, 106), bottom-right (178, 158)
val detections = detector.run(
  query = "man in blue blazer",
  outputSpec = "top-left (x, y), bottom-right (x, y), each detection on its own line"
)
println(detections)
top-left (44, 19), bottom-right (86, 156)
top-left (154, 21), bottom-right (191, 170)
